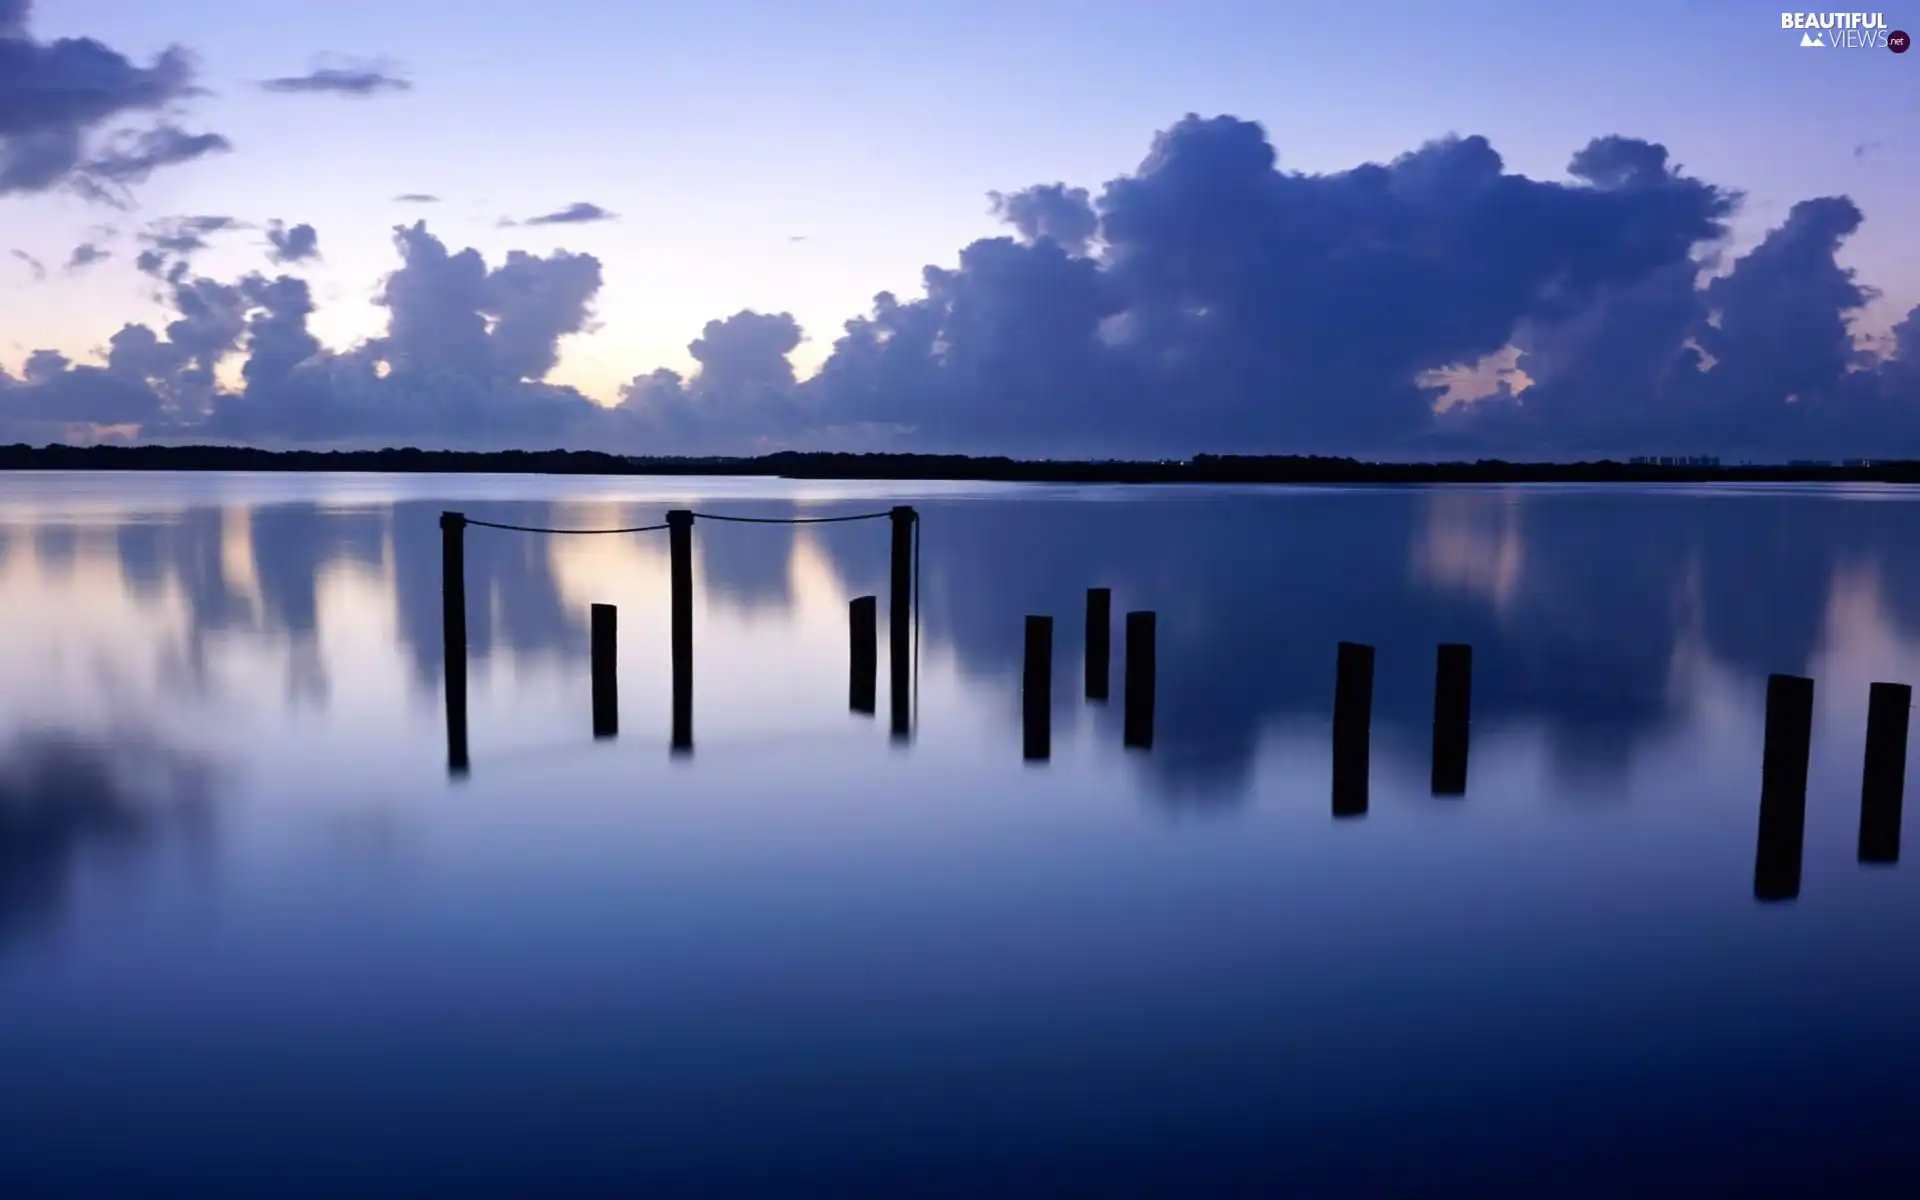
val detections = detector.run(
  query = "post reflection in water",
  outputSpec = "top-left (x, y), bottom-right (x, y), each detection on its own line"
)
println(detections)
top-left (6, 476), bottom-right (1920, 1195)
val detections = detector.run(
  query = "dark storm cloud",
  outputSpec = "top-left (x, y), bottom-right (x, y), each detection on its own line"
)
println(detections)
top-left (266, 220), bottom-right (319, 264)
top-left (261, 64), bottom-right (412, 96)
top-left (511, 202), bottom-right (618, 227)
top-left (0, 4), bottom-right (222, 200)
top-left (65, 242), bottom-right (109, 271)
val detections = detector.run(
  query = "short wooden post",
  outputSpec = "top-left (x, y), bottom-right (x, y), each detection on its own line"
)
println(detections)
top-left (668, 510), bottom-right (694, 754)
top-left (591, 603), bottom-right (618, 739)
top-left (1124, 611), bottom-right (1156, 750)
top-left (889, 506), bottom-right (916, 741)
top-left (849, 595), bottom-right (878, 715)
top-left (1332, 641), bottom-right (1374, 818)
top-left (1024, 615), bottom-right (1053, 761)
top-left (1431, 643), bottom-right (1472, 796)
top-left (1755, 673), bottom-right (1814, 900)
top-left (440, 511), bottom-right (470, 775)
top-left (1859, 681), bottom-right (1910, 864)
top-left (1085, 587), bottom-right (1111, 701)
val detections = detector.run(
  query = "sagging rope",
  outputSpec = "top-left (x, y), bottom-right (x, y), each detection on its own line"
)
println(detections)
top-left (688, 509), bottom-right (895, 525)
top-left (465, 518), bottom-right (670, 535)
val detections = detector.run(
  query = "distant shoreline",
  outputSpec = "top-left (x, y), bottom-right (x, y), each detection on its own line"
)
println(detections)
top-left (1, 443), bottom-right (1915, 485)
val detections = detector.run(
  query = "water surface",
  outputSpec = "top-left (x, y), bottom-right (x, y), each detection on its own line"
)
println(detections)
top-left (2, 471), bottom-right (1918, 1196)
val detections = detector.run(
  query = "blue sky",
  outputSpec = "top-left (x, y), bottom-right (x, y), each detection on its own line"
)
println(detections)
top-left (3, 0), bottom-right (1917, 457)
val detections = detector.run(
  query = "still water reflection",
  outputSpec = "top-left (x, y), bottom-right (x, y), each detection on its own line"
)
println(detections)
top-left (2, 472), bottom-right (1919, 1195)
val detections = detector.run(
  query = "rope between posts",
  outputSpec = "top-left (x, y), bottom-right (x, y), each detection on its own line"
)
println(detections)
top-left (687, 510), bottom-right (896, 525)
top-left (465, 519), bottom-right (669, 534)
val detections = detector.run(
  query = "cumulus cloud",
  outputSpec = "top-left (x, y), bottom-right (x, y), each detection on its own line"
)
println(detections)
top-left (266, 220), bottom-right (319, 264)
top-left (65, 242), bottom-right (109, 272)
top-left (8, 113), bottom-right (1920, 460)
top-left (0, 4), bottom-right (224, 200)
top-left (510, 202), bottom-right (618, 227)
top-left (134, 214), bottom-right (243, 277)
top-left (261, 63), bottom-right (411, 96)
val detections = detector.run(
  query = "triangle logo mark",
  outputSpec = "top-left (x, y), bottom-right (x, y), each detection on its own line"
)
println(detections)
top-left (1800, 31), bottom-right (1824, 46)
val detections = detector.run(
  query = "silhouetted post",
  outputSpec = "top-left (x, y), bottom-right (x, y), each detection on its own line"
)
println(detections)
top-left (591, 603), bottom-right (618, 739)
top-left (1431, 643), bottom-right (1472, 796)
top-left (849, 595), bottom-right (877, 715)
top-left (1859, 681), bottom-right (1910, 864)
top-left (440, 511), bottom-right (470, 775)
top-left (1024, 615), bottom-right (1053, 761)
top-left (668, 509), bottom-right (694, 754)
top-left (1333, 641), bottom-right (1375, 818)
top-left (1085, 587), bottom-right (1111, 701)
top-left (1124, 611), bottom-right (1156, 750)
top-left (889, 506), bottom-right (916, 741)
top-left (1755, 673), bottom-right (1814, 901)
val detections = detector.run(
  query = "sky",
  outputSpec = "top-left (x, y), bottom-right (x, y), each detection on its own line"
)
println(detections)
top-left (2, 0), bottom-right (1918, 459)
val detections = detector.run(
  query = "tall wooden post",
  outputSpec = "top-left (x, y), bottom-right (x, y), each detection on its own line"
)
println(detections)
top-left (1859, 681), bottom-right (1909, 864)
top-left (1332, 641), bottom-right (1375, 818)
top-left (1432, 643), bottom-right (1472, 796)
top-left (440, 511), bottom-right (469, 775)
top-left (889, 506), bottom-right (916, 741)
top-left (1755, 673), bottom-right (1814, 900)
top-left (591, 603), bottom-right (618, 739)
top-left (1124, 611), bottom-right (1156, 750)
top-left (849, 595), bottom-right (878, 715)
top-left (1024, 615), bottom-right (1053, 762)
top-left (668, 509), bottom-right (694, 754)
top-left (1085, 587), bottom-right (1111, 701)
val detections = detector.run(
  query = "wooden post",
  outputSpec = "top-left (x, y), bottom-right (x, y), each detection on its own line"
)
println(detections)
top-left (1085, 587), bottom-right (1111, 701)
top-left (591, 603), bottom-right (617, 739)
top-left (668, 509), bottom-right (694, 754)
top-left (1431, 643), bottom-right (1472, 796)
top-left (1859, 680), bottom-right (1910, 864)
top-left (1124, 611), bottom-right (1156, 750)
top-left (889, 506), bottom-right (915, 741)
top-left (1024, 615), bottom-right (1053, 761)
top-left (1755, 673), bottom-right (1814, 901)
top-left (1332, 641), bottom-right (1374, 818)
top-left (849, 595), bottom-right (878, 715)
top-left (440, 511), bottom-right (469, 776)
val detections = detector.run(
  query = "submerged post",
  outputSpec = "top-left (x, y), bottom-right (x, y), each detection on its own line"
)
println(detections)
top-left (1085, 587), bottom-right (1112, 701)
top-left (1432, 643), bottom-right (1472, 796)
top-left (1755, 673), bottom-right (1815, 901)
top-left (1024, 615), bottom-right (1053, 762)
top-left (440, 511), bottom-right (470, 775)
top-left (889, 506), bottom-right (916, 741)
top-left (1124, 611), bottom-right (1157, 750)
top-left (850, 595), bottom-right (878, 716)
top-left (668, 509), bottom-right (694, 754)
top-left (1332, 641), bottom-right (1375, 818)
top-left (1859, 680), bottom-right (1910, 864)
top-left (591, 603), bottom-right (618, 739)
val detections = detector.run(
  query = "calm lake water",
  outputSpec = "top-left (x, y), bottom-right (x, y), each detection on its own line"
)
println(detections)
top-left (3, 471), bottom-right (1919, 1196)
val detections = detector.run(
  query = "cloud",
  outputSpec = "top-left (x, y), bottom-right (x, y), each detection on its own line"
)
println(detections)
top-left (0, 4), bottom-right (223, 200)
top-left (11, 248), bottom-right (44, 280)
top-left (261, 63), bottom-right (411, 96)
top-left (135, 215), bottom-right (244, 276)
top-left (9, 113), bottom-right (1920, 460)
top-left (393, 193), bottom-right (440, 203)
top-left (512, 202), bottom-right (617, 227)
top-left (65, 242), bottom-right (109, 272)
top-left (266, 220), bottom-right (319, 264)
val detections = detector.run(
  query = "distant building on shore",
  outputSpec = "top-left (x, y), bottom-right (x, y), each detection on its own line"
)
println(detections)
top-left (1628, 455), bottom-right (1720, 467)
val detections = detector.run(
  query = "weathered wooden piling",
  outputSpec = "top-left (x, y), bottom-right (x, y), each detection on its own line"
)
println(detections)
top-left (1859, 680), bottom-right (1910, 864)
top-left (1333, 641), bottom-right (1375, 818)
top-left (890, 506), bottom-right (916, 740)
top-left (591, 603), bottom-right (618, 739)
top-left (1085, 587), bottom-right (1111, 701)
top-left (1755, 673), bottom-right (1814, 900)
top-left (850, 595), bottom-right (878, 715)
top-left (1024, 615), bottom-right (1053, 761)
top-left (440, 511), bottom-right (470, 775)
top-left (668, 509), bottom-right (694, 754)
top-left (1431, 643), bottom-right (1472, 796)
top-left (1124, 611), bottom-right (1156, 750)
